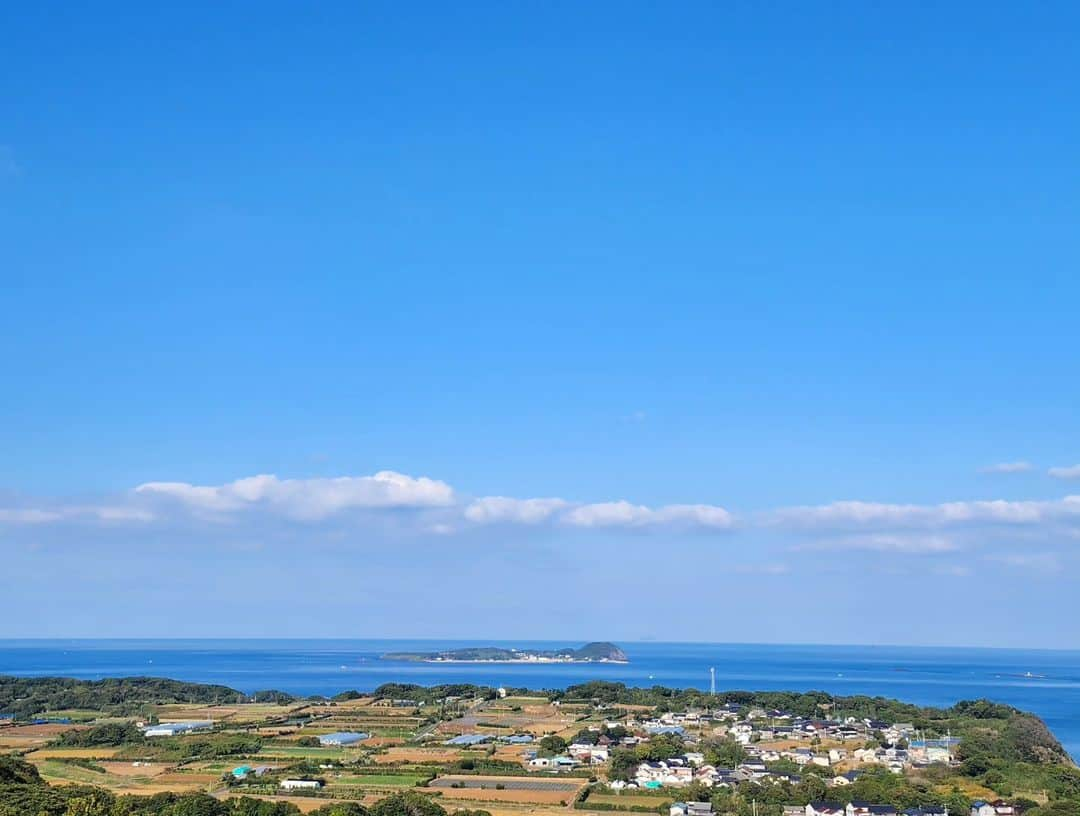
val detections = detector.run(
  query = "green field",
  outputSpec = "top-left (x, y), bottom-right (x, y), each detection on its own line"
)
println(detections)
top-left (332, 774), bottom-right (428, 787)
top-left (255, 745), bottom-right (348, 759)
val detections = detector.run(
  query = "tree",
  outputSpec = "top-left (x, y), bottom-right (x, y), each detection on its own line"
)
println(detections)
top-left (608, 749), bottom-right (638, 782)
top-left (0, 756), bottom-right (43, 786)
top-left (308, 804), bottom-right (369, 816)
top-left (539, 736), bottom-right (567, 756)
top-left (166, 794), bottom-right (228, 816)
top-left (636, 733), bottom-right (684, 761)
top-left (230, 798), bottom-right (304, 815)
top-left (703, 737), bottom-right (746, 768)
top-left (369, 792), bottom-right (446, 816)
top-left (1029, 804), bottom-right (1080, 816)
top-left (63, 790), bottom-right (116, 816)
top-left (794, 773), bottom-right (827, 803)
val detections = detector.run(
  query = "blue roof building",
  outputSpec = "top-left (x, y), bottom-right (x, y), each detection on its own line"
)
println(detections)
top-left (318, 732), bottom-right (369, 746)
top-left (445, 734), bottom-right (494, 746)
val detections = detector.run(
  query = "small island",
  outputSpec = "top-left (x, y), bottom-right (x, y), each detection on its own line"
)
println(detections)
top-left (381, 641), bottom-right (629, 663)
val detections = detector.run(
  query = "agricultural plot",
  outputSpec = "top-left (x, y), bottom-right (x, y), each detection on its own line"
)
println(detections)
top-left (28, 747), bottom-right (122, 760)
top-left (374, 747), bottom-right (464, 764)
top-left (429, 774), bottom-right (586, 805)
top-left (331, 773), bottom-right (429, 787)
top-left (586, 793), bottom-right (675, 809)
top-left (29, 759), bottom-right (214, 795)
top-left (255, 744), bottom-right (350, 759)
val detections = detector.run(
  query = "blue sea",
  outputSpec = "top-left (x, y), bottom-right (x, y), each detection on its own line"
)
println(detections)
top-left (3, 640), bottom-right (1079, 759)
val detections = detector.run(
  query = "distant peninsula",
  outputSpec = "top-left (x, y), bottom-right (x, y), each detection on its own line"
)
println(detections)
top-left (380, 641), bottom-right (629, 663)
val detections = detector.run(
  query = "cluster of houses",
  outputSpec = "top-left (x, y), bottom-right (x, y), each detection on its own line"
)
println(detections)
top-left (801, 803), bottom-right (949, 816)
top-left (618, 706), bottom-right (959, 787)
top-left (666, 801), bottom-right (1012, 816)
top-left (484, 701), bottom-right (958, 784)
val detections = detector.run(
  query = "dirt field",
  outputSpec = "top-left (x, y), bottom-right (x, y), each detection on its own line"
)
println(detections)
top-left (588, 793), bottom-right (672, 808)
top-left (99, 761), bottom-right (172, 778)
top-left (375, 747), bottom-right (464, 764)
top-left (450, 807), bottom-right (570, 816)
top-left (154, 772), bottom-right (221, 787)
top-left (0, 722), bottom-right (83, 747)
top-left (28, 747), bottom-right (122, 759)
top-left (430, 775), bottom-right (585, 805)
top-left (435, 786), bottom-right (578, 805)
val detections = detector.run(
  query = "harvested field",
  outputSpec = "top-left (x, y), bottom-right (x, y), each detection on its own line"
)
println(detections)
top-left (154, 772), bottom-right (220, 788)
top-left (28, 747), bottom-right (121, 759)
top-left (2, 723), bottom-right (82, 738)
top-left (99, 761), bottom-right (172, 778)
top-left (447, 806), bottom-right (569, 816)
top-left (587, 793), bottom-right (674, 808)
top-left (375, 747), bottom-right (463, 764)
top-left (332, 773), bottom-right (430, 787)
top-left (434, 786), bottom-right (578, 805)
top-left (431, 776), bottom-right (581, 792)
top-left (430, 774), bottom-right (585, 805)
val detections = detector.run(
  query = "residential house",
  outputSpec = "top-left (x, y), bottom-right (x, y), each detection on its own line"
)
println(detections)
top-left (807, 803), bottom-right (846, 816)
top-left (280, 780), bottom-right (322, 790)
top-left (671, 804), bottom-right (713, 816)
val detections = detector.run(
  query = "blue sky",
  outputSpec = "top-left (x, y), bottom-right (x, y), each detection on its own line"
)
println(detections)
top-left (2, 2), bottom-right (1079, 646)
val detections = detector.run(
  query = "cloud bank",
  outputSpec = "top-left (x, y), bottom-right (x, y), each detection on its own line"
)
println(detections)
top-left (2, 471), bottom-right (1078, 578)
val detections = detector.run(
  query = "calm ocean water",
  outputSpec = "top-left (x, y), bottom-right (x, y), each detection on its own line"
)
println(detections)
top-left (3, 640), bottom-right (1079, 759)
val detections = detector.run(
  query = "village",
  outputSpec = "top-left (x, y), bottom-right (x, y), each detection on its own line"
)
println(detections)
top-left (0, 681), bottom-right (1054, 816)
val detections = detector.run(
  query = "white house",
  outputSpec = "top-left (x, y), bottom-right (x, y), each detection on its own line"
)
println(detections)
top-left (806, 803), bottom-right (845, 816)
top-left (143, 721), bottom-right (213, 737)
top-left (671, 804), bottom-right (713, 816)
top-left (636, 761), bottom-right (694, 786)
top-left (280, 779), bottom-right (322, 790)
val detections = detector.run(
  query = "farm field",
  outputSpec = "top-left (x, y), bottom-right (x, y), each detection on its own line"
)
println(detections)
top-left (429, 774), bottom-right (587, 805)
top-left (332, 773), bottom-right (430, 786)
top-left (28, 747), bottom-right (122, 759)
top-left (586, 793), bottom-right (673, 808)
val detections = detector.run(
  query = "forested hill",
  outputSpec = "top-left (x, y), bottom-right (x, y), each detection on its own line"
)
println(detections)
top-left (0, 676), bottom-right (290, 719)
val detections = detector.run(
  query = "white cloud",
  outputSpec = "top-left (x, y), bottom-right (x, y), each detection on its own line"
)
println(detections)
top-left (771, 497), bottom-right (1079, 529)
top-left (793, 533), bottom-right (959, 553)
top-left (464, 496), bottom-right (568, 524)
top-left (980, 461), bottom-right (1033, 474)
top-left (561, 501), bottom-right (733, 530)
top-left (0, 508), bottom-right (64, 524)
top-left (135, 471), bottom-right (455, 520)
top-left (986, 552), bottom-right (1062, 573)
top-left (1049, 464), bottom-right (1080, 480)
top-left (85, 506), bottom-right (157, 522)
top-left (464, 495), bottom-right (733, 531)
top-left (0, 506), bottom-right (155, 525)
